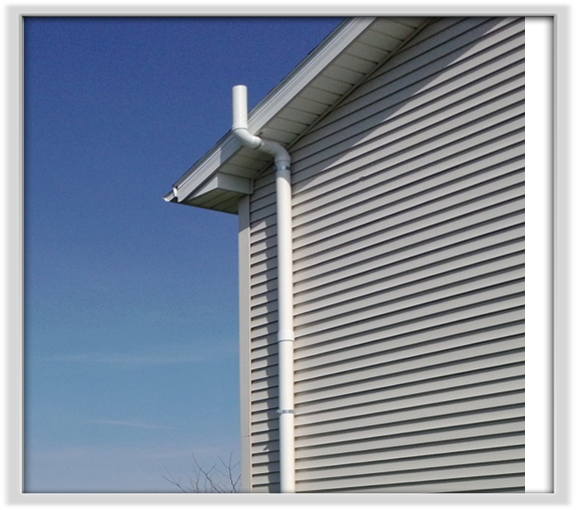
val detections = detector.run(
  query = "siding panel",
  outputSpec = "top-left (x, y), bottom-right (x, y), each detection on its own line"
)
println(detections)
top-left (247, 16), bottom-right (524, 492)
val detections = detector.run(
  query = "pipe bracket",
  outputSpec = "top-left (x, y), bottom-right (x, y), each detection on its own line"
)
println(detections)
top-left (278, 329), bottom-right (295, 343)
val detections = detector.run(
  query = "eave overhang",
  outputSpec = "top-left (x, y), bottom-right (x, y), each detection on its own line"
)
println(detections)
top-left (164, 16), bottom-right (430, 214)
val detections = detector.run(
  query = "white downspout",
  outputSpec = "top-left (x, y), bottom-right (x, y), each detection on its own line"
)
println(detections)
top-left (232, 85), bottom-right (295, 493)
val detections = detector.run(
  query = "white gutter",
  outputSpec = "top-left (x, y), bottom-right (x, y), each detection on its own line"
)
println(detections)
top-left (232, 85), bottom-right (295, 493)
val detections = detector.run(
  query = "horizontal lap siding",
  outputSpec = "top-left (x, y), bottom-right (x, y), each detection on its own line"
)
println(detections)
top-left (248, 17), bottom-right (524, 493)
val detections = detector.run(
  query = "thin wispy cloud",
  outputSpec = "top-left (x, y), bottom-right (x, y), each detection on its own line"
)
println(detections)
top-left (91, 419), bottom-right (176, 431)
top-left (28, 444), bottom-right (194, 463)
top-left (44, 352), bottom-right (203, 367)
top-left (42, 346), bottom-right (236, 368)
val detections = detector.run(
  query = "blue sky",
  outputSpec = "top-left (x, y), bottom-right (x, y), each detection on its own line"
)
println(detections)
top-left (24, 16), bottom-right (342, 493)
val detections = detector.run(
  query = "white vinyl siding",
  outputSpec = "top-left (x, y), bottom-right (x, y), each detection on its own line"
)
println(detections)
top-left (247, 17), bottom-right (524, 493)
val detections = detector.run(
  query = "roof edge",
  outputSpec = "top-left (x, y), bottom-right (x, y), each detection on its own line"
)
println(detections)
top-left (165, 17), bottom-right (375, 203)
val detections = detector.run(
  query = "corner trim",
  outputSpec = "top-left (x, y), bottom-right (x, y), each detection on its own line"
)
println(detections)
top-left (237, 195), bottom-right (253, 492)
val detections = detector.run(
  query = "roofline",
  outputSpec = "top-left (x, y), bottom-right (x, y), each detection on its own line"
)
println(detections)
top-left (164, 17), bottom-right (375, 203)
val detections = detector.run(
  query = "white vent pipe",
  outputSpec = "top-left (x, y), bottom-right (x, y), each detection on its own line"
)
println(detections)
top-left (232, 85), bottom-right (295, 493)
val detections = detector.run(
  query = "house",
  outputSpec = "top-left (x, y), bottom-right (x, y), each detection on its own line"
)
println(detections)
top-left (164, 16), bottom-right (525, 493)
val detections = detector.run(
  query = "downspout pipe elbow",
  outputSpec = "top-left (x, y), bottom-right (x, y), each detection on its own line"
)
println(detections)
top-left (260, 139), bottom-right (291, 169)
top-left (232, 85), bottom-right (291, 168)
top-left (231, 125), bottom-right (262, 151)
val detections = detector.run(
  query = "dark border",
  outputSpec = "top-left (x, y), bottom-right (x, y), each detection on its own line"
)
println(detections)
top-left (2, 2), bottom-right (574, 508)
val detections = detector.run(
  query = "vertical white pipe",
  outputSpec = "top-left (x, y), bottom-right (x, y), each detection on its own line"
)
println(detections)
top-left (232, 85), bottom-right (248, 129)
top-left (276, 166), bottom-right (295, 493)
top-left (231, 85), bottom-right (295, 493)
top-left (232, 85), bottom-right (262, 150)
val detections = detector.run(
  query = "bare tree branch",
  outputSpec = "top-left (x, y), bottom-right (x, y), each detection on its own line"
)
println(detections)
top-left (162, 468), bottom-right (188, 493)
top-left (163, 453), bottom-right (240, 493)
